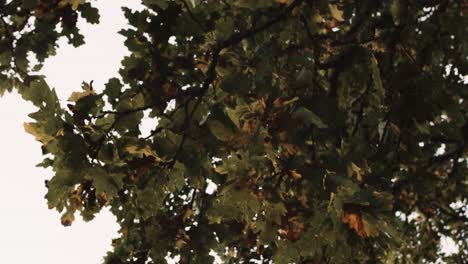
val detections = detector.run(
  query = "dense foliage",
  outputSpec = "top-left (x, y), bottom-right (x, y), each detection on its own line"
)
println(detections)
top-left (1, 0), bottom-right (467, 263)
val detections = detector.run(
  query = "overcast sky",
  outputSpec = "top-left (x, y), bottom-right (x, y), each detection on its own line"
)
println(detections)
top-left (0, 1), bottom-right (141, 263)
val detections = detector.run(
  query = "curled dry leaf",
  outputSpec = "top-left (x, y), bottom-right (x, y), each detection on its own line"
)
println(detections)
top-left (342, 210), bottom-right (367, 238)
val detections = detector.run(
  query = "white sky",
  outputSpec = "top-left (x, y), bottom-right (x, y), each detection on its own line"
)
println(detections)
top-left (0, 1), bottom-right (141, 263)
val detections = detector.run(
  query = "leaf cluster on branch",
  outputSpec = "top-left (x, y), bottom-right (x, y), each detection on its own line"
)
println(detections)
top-left (1, 0), bottom-right (467, 263)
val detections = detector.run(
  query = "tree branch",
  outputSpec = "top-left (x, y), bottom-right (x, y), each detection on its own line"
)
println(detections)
top-left (169, 0), bottom-right (304, 167)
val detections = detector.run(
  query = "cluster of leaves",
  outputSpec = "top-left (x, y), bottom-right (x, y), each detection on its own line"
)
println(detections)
top-left (0, 0), bottom-right (99, 94)
top-left (1, 0), bottom-right (467, 263)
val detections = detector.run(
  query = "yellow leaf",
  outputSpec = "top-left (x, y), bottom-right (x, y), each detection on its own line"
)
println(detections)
top-left (273, 96), bottom-right (299, 108)
top-left (71, 0), bottom-right (85, 10)
top-left (289, 169), bottom-right (302, 180)
top-left (328, 4), bottom-right (345, 22)
top-left (214, 165), bottom-right (227, 175)
top-left (348, 162), bottom-right (363, 182)
top-left (58, 0), bottom-right (85, 10)
top-left (58, 0), bottom-right (68, 8)
top-left (125, 145), bottom-right (162, 162)
top-left (68, 91), bottom-right (94, 102)
top-left (208, 216), bottom-right (222, 224)
top-left (175, 239), bottom-right (187, 249)
top-left (24, 122), bottom-right (54, 144)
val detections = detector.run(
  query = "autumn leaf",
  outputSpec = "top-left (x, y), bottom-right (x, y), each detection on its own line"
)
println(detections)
top-left (61, 211), bottom-right (75, 227)
top-left (347, 162), bottom-right (363, 182)
top-left (98, 192), bottom-right (108, 206)
top-left (342, 209), bottom-right (367, 238)
top-left (24, 122), bottom-right (54, 144)
top-left (328, 4), bottom-right (345, 22)
top-left (125, 145), bottom-right (162, 162)
top-left (162, 82), bottom-right (177, 97)
top-left (68, 84), bottom-right (95, 102)
top-left (275, 0), bottom-right (290, 5)
top-left (5, 0), bottom-right (467, 261)
top-left (273, 96), bottom-right (299, 108)
top-left (289, 169), bottom-right (302, 180)
top-left (58, 0), bottom-right (85, 10)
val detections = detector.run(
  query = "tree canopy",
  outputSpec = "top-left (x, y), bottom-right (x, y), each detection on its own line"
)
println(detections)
top-left (1, 0), bottom-right (467, 263)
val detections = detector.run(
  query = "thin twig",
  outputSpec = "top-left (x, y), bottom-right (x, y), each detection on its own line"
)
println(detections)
top-left (170, 0), bottom-right (305, 167)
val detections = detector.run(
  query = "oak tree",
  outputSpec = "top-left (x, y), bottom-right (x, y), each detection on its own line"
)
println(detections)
top-left (1, 0), bottom-right (467, 263)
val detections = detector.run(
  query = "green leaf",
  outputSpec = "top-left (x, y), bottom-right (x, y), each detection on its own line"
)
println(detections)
top-left (390, 0), bottom-right (401, 26)
top-left (445, 104), bottom-right (466, 126)
top-left (136, 177), bottom-right (166, 220)
top-left (414, 120), bottom-right (430, 134)
top-left (104, 78), bottom-right (122, 103)
top-left (87, 166), bottom-right (120, 199)
top-left (292, 107), bottom-right (328, 128)
top-left (45, 176), bottom-right (73, 211)
top-left (215, 17), bottom-right (235, 41)
top-left (167, 161), bottom-right (186, 192)
top-left (264, 201), bottom-right (287, 225)
top-left (273, 241), bottom-right (300, 264)
top-left (225, 107), bottom-right (241, 129)
top-left (74, 94), bottom-right (103, 115)
top-left (206, 119), bottom-right (236, 142)
top-left (80, 3), bottom-right (100, 24)
top-left (207, 187), bottom-right (260, 223)
top-left (0, 75), bottom-right (12, 96)
top-left (0, 51), bottom-right (12, 66)
top-left (143, 0), bottom-right (169, 9)
top-left (219, 72), bottom-right (251, 95)
top-left (256, 220), bottom-right (278, 244)
top-left (22, 0), bottom-right (37, 9)
top-left (370, 54), bottom-right (384, 97)
top-left (20, 79), bottom-right (60, 110)
top-left (234, 0), bottom-right (276, 9)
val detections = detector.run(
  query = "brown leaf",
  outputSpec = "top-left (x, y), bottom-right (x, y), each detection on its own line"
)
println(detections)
top-left (286, 221), bottom-right (305, 241)
top-left (162, 82), bottom-right (177, 97)
top-left (273, 96), bottom-right (299, 108)
top-left (282, 143), bottom-right (299, 156)
top-left (98, 192), bottom-right (108, 206)
top-left (61, 212), bottom-right (75, 227)
top-left (242, 119), bottom-right (257, 134)
top-left (342, 210), bottom-right (367, 238)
